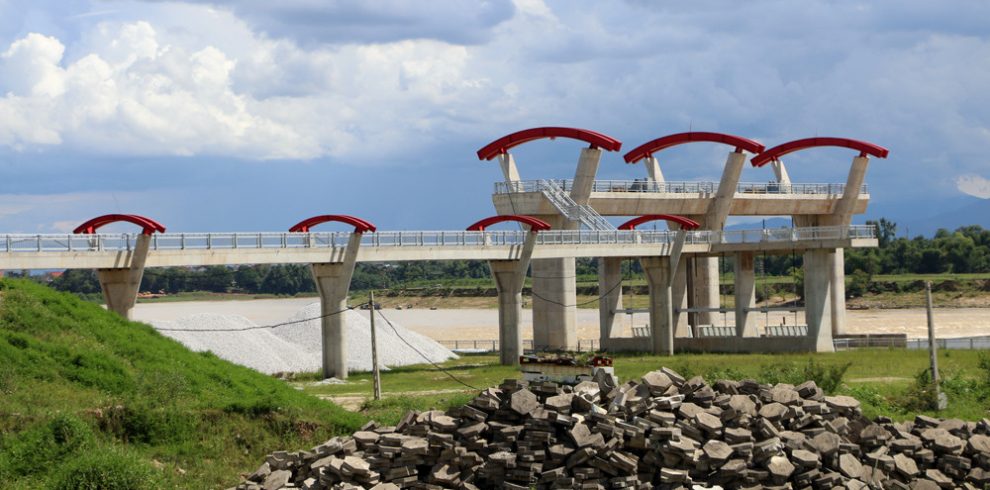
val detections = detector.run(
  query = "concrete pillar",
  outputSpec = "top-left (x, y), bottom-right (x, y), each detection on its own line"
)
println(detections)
top-left (771, 160), bottom-right (792, 185)
top-left (641, 256), bottom-right (674, 355)
top-left (671, 260), bottom-right (689, 336)
top-left (734, 252), bottom-right (758, 337)
top-left (803, 249), bottom-right (835, 352)
top-left (644, 156), bottom-right (664, 183)
top-left (490, 260), bottom-right (527, 365)
top-left (706, 151), bottom-right (747, 230)
top-left (570, 147), bottom-right (602, 204)
top-left (531, 257), bottom-right (577, 350)
top-left (311, 233), bottom-right (361, 379)
top-left (497, 153), bottom-right (521, 182)
top-left (688, 256), bottom-right (720, 326)
top-left (598, 257), bottom-right (623, 342)
top-left (97, 234), bottom-right (151, 319)
top-left (833, 156), bottom-right (870, 222)
top-left (830, 248), bottom-right (846, 336)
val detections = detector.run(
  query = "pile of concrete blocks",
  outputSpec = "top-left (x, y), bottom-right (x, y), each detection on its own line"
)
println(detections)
top-left (233, 367), bottom-right (990, 489)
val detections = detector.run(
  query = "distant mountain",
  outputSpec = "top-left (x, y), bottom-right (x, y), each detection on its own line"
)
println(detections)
top-left (900, 196), bottom-right (990, 237)
top-left (725, 217), bottom-right (793, 231)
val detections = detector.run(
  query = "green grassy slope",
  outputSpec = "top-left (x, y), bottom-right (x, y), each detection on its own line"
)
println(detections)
top-left (0, 279), bottom-right (364, 489)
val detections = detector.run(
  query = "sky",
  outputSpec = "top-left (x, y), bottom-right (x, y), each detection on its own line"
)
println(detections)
top-left (0, 0), bottom-right (988, 234)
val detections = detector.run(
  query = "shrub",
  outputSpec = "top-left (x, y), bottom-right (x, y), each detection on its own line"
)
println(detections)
top-left (50, 446), bottom-right (158, 490)
top-left (758, 358), bottom-right (851, 394)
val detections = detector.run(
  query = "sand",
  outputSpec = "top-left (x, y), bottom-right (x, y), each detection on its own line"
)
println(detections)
top-left (133, 300), bottom-right (990, 341)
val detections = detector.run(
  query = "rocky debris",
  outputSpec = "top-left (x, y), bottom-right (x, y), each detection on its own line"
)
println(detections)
top-left (234, 369), bottom-right (990, 489)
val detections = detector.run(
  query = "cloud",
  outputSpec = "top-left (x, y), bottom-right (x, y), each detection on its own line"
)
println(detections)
top-left (957, 175), bottom-right (990, 199)
top-left (139, 0), bottom-right (516, 46)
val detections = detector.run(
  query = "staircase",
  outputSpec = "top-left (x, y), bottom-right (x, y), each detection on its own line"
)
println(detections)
top-left (539, 180), bottom-right (615, 230)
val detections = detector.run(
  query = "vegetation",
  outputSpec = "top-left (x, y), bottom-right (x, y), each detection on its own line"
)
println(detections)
top-left (302, 350), bottom-right (990, 425)
top-left (0, 278), bottom-right (364, 489)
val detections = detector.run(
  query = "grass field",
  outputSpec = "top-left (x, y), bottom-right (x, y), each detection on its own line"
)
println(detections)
top-left (0, 279), bottom-right (364, 489)
top-left (299, 350), bottom-right (990, 424)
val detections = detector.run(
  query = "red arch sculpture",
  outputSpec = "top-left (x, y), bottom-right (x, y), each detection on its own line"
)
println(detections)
top-left (477, 127), bottom-right (623, 161)
top-left (466, 215), bottom-right (552, 232)
top-left (617, 214), bottom-right (701, 231)
top-left (751, 137), bottom-right (889, 167)
top-left (289, 215), bottom-right (377, 233)
top-left (73, 214), bottom-right (166, 235)
top-left (623, 132), bottom-right (765, 164)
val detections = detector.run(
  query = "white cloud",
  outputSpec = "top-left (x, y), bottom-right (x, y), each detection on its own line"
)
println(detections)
top-left (957, 175), bottom-right (990, 199)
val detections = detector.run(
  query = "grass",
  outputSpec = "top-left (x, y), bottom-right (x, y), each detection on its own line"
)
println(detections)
top-left (0, 278), bottom-right (364, 489)
top-left (300, 350), bottom-right (990, 422)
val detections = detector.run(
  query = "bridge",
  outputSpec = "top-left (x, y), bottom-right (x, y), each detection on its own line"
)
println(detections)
top-left (0, 127), bottom-right (887, 379)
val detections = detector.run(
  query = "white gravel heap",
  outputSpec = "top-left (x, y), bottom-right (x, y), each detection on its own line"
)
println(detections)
top-left (271, 302), bottom-right (457, 373)
top-left (150, 303), bottom-right (456, 375)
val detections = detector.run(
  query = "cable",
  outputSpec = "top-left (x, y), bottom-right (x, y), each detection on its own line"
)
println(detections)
top-left (527, 279), bottom-right (623, 308)
top-left (373, 307), bottom-right (481, 391)
top-left (155, 303), bottom-right (366, 332)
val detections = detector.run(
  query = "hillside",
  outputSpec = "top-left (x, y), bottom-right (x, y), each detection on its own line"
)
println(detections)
top-left (0, 279), bottom-right (364, 489)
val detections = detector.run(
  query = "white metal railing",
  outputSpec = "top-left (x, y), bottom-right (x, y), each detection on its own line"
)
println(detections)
top-left (0, 225), bottom-right (876, 254)
top-left (494, 179), bottom-right (868, 196)
top-left (539, 180), bottom-right (614, 230)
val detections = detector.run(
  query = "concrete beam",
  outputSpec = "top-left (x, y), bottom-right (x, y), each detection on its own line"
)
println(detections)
top-left (97, 234), bottom-right (151, 319)
top-left (833, 155), bottom-right (870, 225)
top-left (597, 257), bottom-right (623, 343)
top-left (705, 151), bottom-right (747, 230)
top-left (733, 252), bottom-right (758, 337)
top-left (771, 160), bottom-right (792, 185)
top-left (803, 248), bottom-right (835, 352)
top-left (311, 233), bottom-right (361, 379)
top-left (641, 256), bottom-right (674, 355)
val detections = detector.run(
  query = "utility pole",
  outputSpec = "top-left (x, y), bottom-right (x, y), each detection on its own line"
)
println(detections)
top-left (370, 291), bottom-right (382, 401)
top-left (925, 281), bottom-right (945, 410)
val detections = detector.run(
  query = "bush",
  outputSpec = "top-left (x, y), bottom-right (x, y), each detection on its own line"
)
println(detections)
top-left (51, 446), bottom-right (158, 490)
top-left (0, 414), bottom-right (94, 478)
top-left (758, 358), bottom-right (851, 394)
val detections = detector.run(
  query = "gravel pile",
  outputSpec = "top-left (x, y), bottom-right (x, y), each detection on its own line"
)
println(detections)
top-left (235, 368), bottom-right (990, 489)
top-left (271, 302), bottom-right (457, 373)
top-left (151, 304), bottom-right (456, 375)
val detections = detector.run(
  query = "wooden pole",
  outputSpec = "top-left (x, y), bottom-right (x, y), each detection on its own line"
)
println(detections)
top-left (925, 281), bottom-right (945, 410)
top-left (370, 291), bottom-right (382, 401)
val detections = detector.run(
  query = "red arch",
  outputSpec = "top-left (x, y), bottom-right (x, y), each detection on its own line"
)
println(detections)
top-left (623, 132), bottom-right (765, 164)
top-left (466, 215), bottom-right (551, 232)
top-left (617, 214), bottom-right (701, 231)
top-left (476, 127), bottom-right (622, 161)
top-left (751, 137), bottom-right (889, 167)
top-left (289, 215), bottom-right (377, 233)
top-left (73, 214), bottom-right (166, 235)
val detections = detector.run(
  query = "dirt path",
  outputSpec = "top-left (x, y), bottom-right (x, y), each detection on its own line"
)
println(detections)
top-left (316, 389), bottom-right (473, 411)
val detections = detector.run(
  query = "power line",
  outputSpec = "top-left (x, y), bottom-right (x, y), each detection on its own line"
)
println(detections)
top-left (155, 303), bottom-right (366, 332)
top-left (527, 279), bottom-right (624, 308)
top-left (373, 306), bottom-right (481, 391)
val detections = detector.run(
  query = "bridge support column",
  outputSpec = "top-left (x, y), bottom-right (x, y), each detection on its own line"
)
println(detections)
top-left (598, 257), bottom-right (623, 343)
top-left (803, 249), bottom-right (835, 352)
top-left (311, 233), bottom-right (361, 380)
top-left (671, 261), bottom-right (689, 337)
top-left (826, 155), bottom-right (869, 337)
top-left (97, 234), bottom-right (150, 319)
top-left (641, 256), bottom-right (674, 355)
top-left (734, 252), bottom-right (758, 337)
top-left (531, 258), bottom-right (577, 351)
top-left (488, 231), bottom-right (536, 365)
top-left (831, 248), bottom-right (847, 336)
top-left (688, 256), bottom-right (720, 327)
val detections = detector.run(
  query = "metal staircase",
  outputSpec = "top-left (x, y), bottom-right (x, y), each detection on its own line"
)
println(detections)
top-left (539, 180), bottom-right (615, 230)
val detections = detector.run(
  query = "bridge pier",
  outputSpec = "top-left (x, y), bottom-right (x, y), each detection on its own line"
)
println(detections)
top-left (803, 248), bottom-right (835, 352)
top-left (733, 252), bottom-right (758, 337)
top-left (97, 234), bottom-right (151, 319)
top-left (597, 257), bottom-right (623, 344)
top-left (311, 233), bottom-right (361, 380)
top-left (488, 229), bottom-right (536, 365)
top-left (641, 256), bottom-right (674, 355)
top-left (531, 257), bottom-right (577, 351)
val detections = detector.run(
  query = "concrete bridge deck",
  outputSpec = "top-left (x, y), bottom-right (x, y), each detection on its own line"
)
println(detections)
top-left (493, 179), bottom-right (869, 216)
top-left (0, 225), bottom-right (876, 270)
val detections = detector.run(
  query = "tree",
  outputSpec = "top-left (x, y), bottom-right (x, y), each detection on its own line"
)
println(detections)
top-left (234, 265), bottom-right (264, 293)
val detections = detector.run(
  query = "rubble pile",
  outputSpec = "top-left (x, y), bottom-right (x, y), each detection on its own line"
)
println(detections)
top-left (234, 368), bottom-right (990, 489)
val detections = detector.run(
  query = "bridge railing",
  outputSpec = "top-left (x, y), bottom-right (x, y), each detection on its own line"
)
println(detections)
top-left (494, 179), bottom-right (868, 196)
top-left (0, 225), bottom-right (875, 254)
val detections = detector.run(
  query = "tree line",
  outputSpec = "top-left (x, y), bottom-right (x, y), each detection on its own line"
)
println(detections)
top-left (45, 220), bottom-right (990, 297)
